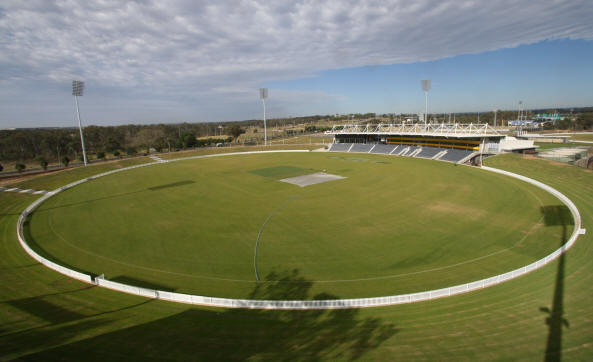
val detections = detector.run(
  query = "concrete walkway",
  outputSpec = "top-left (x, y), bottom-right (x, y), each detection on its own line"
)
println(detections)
top-left (149, 155), bottom-right (167, 162)
top-left (0, 186), bottom-right (48, 195)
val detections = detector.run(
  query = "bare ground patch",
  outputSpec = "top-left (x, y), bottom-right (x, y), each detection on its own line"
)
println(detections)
top-left (427, 201), bottom-right (487, 220)
top-left (280, 172), bottom-right (346, 187)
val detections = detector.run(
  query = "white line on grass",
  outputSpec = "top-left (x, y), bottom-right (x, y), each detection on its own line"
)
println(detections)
top-left (253, 196), bottom-right (299, 281)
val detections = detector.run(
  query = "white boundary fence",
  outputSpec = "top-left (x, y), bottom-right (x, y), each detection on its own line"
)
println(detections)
top-left (16, 151), bottom-right (585, 309)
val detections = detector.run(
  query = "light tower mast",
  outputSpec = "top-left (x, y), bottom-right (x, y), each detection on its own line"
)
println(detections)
top-left (72, 80), bottom-right (88, 166)
top-left (421, 80), bottom-right (431, 127)
top-left (260, 88), bottom-right (268, 146)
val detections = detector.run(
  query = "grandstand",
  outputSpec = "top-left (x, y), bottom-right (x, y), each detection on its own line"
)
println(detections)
top-left (326, 123), bottom-right (505, 164)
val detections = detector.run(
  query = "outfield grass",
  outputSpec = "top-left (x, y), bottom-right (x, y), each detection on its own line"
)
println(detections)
top-left (570, 133), bottom-right (593, 142)
top-left (5, 157), bottom-right (153, 191)
top-left (268, 134), bottom-right (333, 145)
top-left (535, 142), bottom-right (592, 151)
top-left (1, 151), bottom-right (592, 360)
top-left (25, 152), bottom-right (562, 299)
top-left (158, 144), bottom-right (318, 160)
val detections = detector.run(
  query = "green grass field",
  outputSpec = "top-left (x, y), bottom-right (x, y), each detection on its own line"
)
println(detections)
top-left (571, 133), bottom-right (593, 142)
top-left (1, 151), bottom-right (592, 360)
top-left (25, 152), bottom-right (562, 300)
top-left (535, 142), bottom-right (592, 151)
top-left (157, 144), bottom-right (318, 160)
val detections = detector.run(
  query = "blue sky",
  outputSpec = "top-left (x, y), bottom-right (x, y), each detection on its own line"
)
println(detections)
top-left (1, 1), bottom-right (592, 127)
top-left (267, 39), bottom-right (593, 116)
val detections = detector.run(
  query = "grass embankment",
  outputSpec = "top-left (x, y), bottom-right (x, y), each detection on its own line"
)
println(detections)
top-left (0, 152), bottom-right (591, 360)
top-left (571, 134), bottom-right (593, 142)
top-left (4, 157), bottom-right (152, 191)
top-left (535, 142), bottom-right (592, 151)
top-left (268, 134), bottom-right (333, 145)
top-left (158, 144), bottom-right (318, 160)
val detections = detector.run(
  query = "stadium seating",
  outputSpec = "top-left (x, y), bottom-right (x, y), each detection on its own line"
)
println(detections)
top-left (329, 142), bottom-right (475, 164)
top-left (401, 146), bottom-right (420, 156)
top-left (397, 146), bottom-right (410, 156)
top-left (349, 144), bottom-right (374, 153)
top-left (329, 143), bottom-right (352, 152)
top-left (439, 149), bottom-right (473, 163)
top-left (370, 144), bottom-right (396, 154)
top-left (415, 146), bottom-right (442, 159)
top-left (406, 146), bottom-right (422, 157)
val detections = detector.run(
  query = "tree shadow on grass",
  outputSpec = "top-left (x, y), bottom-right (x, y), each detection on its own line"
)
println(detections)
top-left (147, 180), bottom-right (195, 191)
top-left (0, 289), bottom-right (152, 359)
top-left (18, 269), bottom-right (398, 361)
top-left (539, 205), bottom-right (573, 362)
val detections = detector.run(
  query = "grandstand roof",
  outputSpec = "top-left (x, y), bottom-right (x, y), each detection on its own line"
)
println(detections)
top-left (326, 123), bottom-right (503, 138)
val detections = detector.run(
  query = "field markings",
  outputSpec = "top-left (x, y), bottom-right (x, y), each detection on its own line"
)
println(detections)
top-left (40, 169), bottom-right (551, 286)
top-left (0, 187), bottom-right (48, 195)
top-left (37, 153), bottom-right (553, 289)
top-left (253, 195), bottom-right (299, 281)
top-left (15, 151), bottom-right (586, 309)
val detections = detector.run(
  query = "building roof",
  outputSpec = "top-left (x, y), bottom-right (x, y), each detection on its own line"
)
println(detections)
top-left (326, 123), bottom-right (504, 139)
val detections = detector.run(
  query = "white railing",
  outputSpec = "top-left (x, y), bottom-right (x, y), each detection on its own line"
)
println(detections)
top-left (15, 150), bottom-right (584, 309)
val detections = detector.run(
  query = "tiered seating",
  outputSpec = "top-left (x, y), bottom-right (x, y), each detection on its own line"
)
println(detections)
top-left (440, 149), bottom-right (473, 163)
top-left (349, 144), bottom-right (374, 153)
top-left (329, 142), bottom-right (475, 164)
top-left (415, 146), bottom-right (442, 159)
top-left (370, 144), bottom-right (396, 154)
top-left (396, 146), bottom-right (409, 156)
top-left (329, 143), bottom-right (352, 152)
top-left (401, 146), bottom-right (420, 156)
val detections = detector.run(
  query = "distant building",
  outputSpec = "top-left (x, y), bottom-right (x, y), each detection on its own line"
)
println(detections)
top-left (508, 119), bottom-right (537, 127)
top-left (534, 113), bottom-right (564, 122)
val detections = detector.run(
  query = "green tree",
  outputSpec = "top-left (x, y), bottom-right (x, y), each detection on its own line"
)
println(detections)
top-left (61, 156), bottom-right (70, 167)
top-left (126, 147), bottom-right (137, 156)
top-left (97, 151), bottom-right (106, 160)
top-left (15, 163), bottom-right (25, 173)
top-left (228, 125), bottom-right (245, 140)
top-left (37, 157), bottom-right (48, 170)
top-left (180, 131), bottom-right (197, 148)
top-left (576, 113), bottom-right (593, 130)
top-left (113, 150), bottom-right (121, 158)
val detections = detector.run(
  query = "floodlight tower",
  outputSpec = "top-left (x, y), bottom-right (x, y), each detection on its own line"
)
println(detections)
top-left (259, 88), bottom-right (268, 145)
top-left (421, 80), bottom-right (431, 127)
top-left (72, 80), bottom-right (88, 166)
top-left (493, 109), bottom-right (498, 128)
top-left (519, 100), bottom-right (524, 134)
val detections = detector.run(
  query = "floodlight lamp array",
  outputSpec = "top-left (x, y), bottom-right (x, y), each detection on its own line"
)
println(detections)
top-left (421, 79), bottom-right (431, 92)
top-left (72, 80), bottom-right (84, 96)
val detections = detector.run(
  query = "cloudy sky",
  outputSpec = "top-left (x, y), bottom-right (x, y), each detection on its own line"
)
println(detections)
top-left (1, 0), bottom-right (593, 127)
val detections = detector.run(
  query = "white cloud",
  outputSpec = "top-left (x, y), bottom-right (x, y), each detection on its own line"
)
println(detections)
top-left (0, 0), bottom-right (592, 125)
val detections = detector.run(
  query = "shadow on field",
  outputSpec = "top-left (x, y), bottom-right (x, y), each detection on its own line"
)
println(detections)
top-left (147, 180), bottom-right (195, 191)
top-left (539, 205), bottom-right (573, 362)
top-left (20, 269), bottom-right (397, 361)
top-left (0, 284), bottom-right (152, 358)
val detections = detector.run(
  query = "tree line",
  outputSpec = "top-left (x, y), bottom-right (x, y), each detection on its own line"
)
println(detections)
top-left (2, 110), bottom-right (591, 168)
top-left (0, 122), bottom-right (245, 165)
